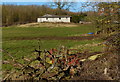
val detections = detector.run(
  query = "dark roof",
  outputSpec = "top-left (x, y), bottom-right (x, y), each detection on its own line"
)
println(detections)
top-left (39, 14), bottom-right (71, 18)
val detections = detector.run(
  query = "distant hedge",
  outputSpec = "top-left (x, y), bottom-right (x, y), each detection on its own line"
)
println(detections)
top-left (71, 13), bottom-right (87, 23)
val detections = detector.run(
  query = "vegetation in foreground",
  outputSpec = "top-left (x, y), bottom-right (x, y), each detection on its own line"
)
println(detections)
top-left (2, 2), bottom-right (120, 81)
top-left (2, 32), bottom-right (119, 80)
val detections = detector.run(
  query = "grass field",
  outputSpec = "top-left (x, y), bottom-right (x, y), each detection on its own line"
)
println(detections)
top-left (2, 23), bottom-right (103, 70)
top-left (3, 23), bottom-right (95, 40)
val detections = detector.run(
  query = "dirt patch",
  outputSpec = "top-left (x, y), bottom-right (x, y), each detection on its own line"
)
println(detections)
top-left (18, 22), bottom-right (79, 28)
top-left (10, 36), bottom-right (97, 41)
top-left (72, 52), bottom-right (120, 80)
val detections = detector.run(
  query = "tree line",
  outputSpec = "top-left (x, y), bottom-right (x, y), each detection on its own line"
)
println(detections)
top-left (2, 4), bottom-right (87, 26)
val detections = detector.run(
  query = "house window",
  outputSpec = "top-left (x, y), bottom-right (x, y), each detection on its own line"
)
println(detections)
top-left (46, 18), bottom-right (48, 20)
top-left (59, 17), bottom-right (61, 20)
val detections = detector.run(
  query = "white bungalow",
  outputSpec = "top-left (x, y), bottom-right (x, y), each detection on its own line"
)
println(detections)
top-left (37, 14), bottom-right (71, 23)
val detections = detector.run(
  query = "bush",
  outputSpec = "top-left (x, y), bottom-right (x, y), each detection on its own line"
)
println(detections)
top-left (71, 13), bottom-right (87, 23)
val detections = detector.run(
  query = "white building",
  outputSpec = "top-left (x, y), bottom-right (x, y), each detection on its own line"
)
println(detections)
top-left (37, 14), bottom-right (71, 23)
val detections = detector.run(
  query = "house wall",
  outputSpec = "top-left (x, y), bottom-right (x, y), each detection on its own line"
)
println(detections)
top-left (37, 17), bottom-right (70, 23)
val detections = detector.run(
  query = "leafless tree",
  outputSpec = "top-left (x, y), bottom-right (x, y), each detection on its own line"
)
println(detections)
top-left (48, 0), bottom-right (75, 11)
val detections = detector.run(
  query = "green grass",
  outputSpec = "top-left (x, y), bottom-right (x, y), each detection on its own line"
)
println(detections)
top-left (3, 39), bottom-right (102, 59)
top-left (3, 24), bottom-right (96, 41)
top-left (2, 24), bottom-right (103, 70)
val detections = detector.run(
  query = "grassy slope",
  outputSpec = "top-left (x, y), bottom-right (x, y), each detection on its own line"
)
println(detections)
top-left (3, 24), bottom-right (95, 40)
top-left (2, 23), bottom-right (103, 70)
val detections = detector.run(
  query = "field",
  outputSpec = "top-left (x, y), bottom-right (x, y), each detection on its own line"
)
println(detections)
top-left (2, 23), bottom-right (103, 69)
top-left (2, 23), bottom-right (105, 77)
top-left (2, 23), bottom-right (119, 80)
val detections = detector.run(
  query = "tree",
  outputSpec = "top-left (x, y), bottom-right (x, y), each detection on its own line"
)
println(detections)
top-left (71, 13), bottom-right (87, 23)
top-left (95, 2), bottom-right (120, 34)
top-left (49, 0), bottom-right (75, 11)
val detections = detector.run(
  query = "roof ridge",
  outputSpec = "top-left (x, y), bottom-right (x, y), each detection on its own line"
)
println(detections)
top-left (39, 14), bottom-right (71, 18)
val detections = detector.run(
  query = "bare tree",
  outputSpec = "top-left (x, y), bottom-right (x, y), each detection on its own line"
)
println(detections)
top-left (78, 2), bottom-right (98, 13)
top-left (48, 0), bottom-right (75, 11)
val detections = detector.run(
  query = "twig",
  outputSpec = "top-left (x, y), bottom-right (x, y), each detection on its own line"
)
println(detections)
top-left (2, 50), bottom-right (15, 61)
top-left (3, 71), bottom-right (16, 81)
top-left (104, 68), bottom-right (107, 75)
top-left (3, 50), bottom-right (24, 67)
